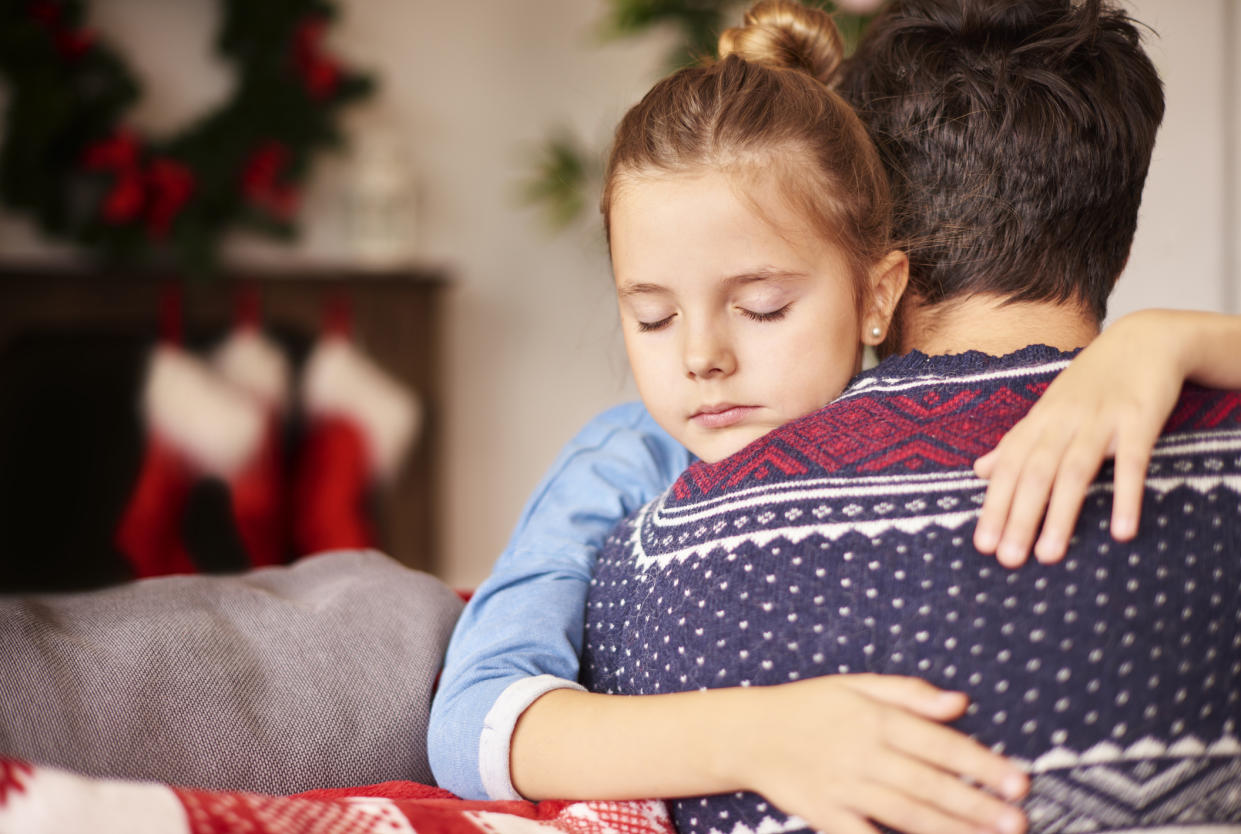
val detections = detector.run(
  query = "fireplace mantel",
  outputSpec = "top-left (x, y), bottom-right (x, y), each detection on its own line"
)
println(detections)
top-left (0, 262), bottom-right (450, 589)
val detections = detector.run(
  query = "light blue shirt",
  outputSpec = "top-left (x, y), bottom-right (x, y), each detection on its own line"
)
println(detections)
top-left (427, 402), bottom-right (691, 799)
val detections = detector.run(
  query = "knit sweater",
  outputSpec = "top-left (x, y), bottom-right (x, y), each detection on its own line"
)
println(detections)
top-left (582, 345), bottom-right (1241, 834)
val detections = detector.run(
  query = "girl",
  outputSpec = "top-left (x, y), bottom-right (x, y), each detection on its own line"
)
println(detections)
top-left (431, 4), bottom-right (1241, 834)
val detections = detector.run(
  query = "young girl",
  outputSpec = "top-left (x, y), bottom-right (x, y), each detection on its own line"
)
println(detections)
top-left (430, 3), bottom-right (1241, 833)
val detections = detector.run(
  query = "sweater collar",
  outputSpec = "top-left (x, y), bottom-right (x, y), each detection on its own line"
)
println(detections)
top-left (851, 343), bottom-right (1083, 389)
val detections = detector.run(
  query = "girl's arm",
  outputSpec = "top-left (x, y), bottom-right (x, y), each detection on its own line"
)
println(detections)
top-left (428, 403), bottom-right (692, 799)
top-left (432, 403), bottom-right (1029, 834)
top-left (512, 677), bottom-right (1028, 834)
top-left (973, 310), bottom-right (1241, 567)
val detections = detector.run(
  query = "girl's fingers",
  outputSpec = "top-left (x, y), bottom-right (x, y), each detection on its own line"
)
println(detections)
top-left (1110, 423), bottom-right (1156, 541)
top-left (885, 710), bottom-right (1029, 801)
top-left (839, 674), bottom-right (966, 720)
top-left (991, 423), bottom-right (1078, 567)
top-left (974, 448), bottom-right (1024, 555)
top-left (871, 749), bottom-right (1026, 834)
top-left (973, 448), bottom-right (998, 478)
top-left (1032, 421), bottom-right (1115, 563)
top-left (973, 417), bottom-right (1042, 554)
top-left (844, 782), bottom-right (1004, 834)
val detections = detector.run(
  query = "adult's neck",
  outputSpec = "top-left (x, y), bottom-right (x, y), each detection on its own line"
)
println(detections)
top-left (900, 293), bottom-right (1101, 357)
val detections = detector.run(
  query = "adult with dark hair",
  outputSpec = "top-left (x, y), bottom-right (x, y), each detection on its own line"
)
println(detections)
top-left (836, 0), bottom-right (1191, 568)
top-left (578, 2), bottom-right (1241, 834)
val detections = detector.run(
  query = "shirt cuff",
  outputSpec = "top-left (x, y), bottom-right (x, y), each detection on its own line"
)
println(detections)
top-left (479, 674), bottom-right (587, 800)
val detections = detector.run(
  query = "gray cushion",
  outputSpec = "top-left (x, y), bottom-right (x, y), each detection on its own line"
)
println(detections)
top-left (0, 549), bottom-right (463, 794)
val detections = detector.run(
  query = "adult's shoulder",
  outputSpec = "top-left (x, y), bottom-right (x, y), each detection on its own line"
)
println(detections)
top-left (667, 345), bottom-right (1081, 506)
top-left (1164, 383), bottom-right (1241, 433)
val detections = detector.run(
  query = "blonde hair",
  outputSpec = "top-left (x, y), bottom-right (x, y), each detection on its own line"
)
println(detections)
top-left (600, 0), bottom-right (893, 298)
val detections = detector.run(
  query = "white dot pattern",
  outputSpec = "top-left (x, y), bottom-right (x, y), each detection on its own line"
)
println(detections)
top-left (583, 354), bottom-right (1241, 834)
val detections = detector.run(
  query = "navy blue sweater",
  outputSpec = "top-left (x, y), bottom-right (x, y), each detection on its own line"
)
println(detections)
top-left (583, 346), bottom-right (1241, 834)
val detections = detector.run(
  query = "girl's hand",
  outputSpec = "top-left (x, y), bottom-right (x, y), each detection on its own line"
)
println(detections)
top-left (513, 678), bottom-right (1026, 834)
top-left (971, 310), bottom-right (1241, 567)
top-left (733, 675), bottom-right (1027, 834)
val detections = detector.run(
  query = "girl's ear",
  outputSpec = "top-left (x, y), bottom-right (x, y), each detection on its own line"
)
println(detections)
top-left (862, 250), bottom-right (909, 346)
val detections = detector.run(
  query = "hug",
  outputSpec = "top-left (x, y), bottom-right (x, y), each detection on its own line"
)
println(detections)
top-left (436, 1), bottom-right (1241, 832)
top-left (4, 2), bottom-right (1241, 834)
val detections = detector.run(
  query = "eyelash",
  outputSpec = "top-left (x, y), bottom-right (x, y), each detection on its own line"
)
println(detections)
top-left (637, 315), bottom-right (674, 333)
top-left (741, 303), bottom-right (791, 323)
top-left (636, 303), bottom-right (791, 332)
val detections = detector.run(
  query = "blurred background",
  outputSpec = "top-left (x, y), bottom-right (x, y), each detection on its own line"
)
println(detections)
top-left (0, 0), bottom-right (1236, 590)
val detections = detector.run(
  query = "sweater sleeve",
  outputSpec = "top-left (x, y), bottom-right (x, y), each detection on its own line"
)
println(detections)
top-left (426, 402), bottom-right (691, 799)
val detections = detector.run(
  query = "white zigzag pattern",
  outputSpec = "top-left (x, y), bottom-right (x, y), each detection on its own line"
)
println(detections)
top-left (698, 738), bottom-right (1241, 834)
top-left (669, 427), bottom-right (1241, 515)
top-left (1022, 736), bottom-right (1241, 773)
top-left (706, 813), bottom-right (810, 834)
top-left (1016, 737), bottom-right (1241, 834)
top-left (631, 471), bottom-right (1241, 572)
top-left (629, 504), bottom-right (985, 572)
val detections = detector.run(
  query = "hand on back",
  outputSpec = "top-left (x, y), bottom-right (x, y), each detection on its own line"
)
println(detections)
top-left (973, 311), bottom-right (1191, 566)
top-left (730, 675), bottom-right (1027, 834)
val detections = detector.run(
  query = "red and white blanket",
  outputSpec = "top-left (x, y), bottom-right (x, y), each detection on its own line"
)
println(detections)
top-left (0, 758), bottom-right (675, 834)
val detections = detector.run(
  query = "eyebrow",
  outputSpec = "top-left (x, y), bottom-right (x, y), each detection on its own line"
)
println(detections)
top-left (616, 282), bottom-right (667, 298)
top-left (617, 268), bottom-right (808, 298)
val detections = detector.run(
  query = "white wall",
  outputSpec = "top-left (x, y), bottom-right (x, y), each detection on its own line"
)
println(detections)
top-left (1108, 0), bottom-right (1235, 318)
top-left (0, 1), bottom-right (1235, 587)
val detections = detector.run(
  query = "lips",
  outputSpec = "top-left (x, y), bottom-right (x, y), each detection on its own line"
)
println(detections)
top-left (690, 404), bottom-right (758, 429)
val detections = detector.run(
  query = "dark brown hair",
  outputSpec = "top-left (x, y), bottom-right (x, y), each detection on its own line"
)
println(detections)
top-left (600, 0), bottom-right (894, 295)
top-left (838, 0), bottom-right (1165, 331)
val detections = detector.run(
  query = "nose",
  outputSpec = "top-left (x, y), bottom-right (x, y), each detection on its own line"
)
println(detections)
top-left (683, 321), bottom-right (736, 379)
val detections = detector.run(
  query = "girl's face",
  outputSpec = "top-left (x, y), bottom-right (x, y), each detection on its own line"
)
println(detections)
top-left (611, 168), bottom-right (901, 463)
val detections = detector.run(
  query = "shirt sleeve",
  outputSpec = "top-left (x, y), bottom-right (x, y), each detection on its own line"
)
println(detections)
top-left (427, 402), bottom-right (691, 799)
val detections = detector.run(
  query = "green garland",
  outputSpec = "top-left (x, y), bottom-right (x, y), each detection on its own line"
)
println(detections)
top-left (0, 0), bottom-right (373, 273)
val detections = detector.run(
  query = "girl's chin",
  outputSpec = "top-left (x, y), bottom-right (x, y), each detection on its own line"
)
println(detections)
top-left (686, 427), bottom-right (770, 464)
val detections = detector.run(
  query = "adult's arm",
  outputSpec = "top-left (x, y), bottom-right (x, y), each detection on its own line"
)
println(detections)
top-left (427, 402), bottom-right (691, 799)
top-left (974, 310), bottom-right (1241, 565)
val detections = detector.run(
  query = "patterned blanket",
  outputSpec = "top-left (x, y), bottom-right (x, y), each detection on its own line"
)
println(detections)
top-left (583, 346), bottom-right (1241, 834)
top-left (0, 757), bottom-right (675, 834)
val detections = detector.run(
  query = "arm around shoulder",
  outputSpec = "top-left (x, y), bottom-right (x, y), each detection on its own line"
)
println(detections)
top-left (1134, 309), bottom-right (1241, 390)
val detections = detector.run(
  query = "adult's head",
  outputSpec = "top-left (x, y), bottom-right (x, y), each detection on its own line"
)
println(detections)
top-left (601, 0), bottom-right (908, 463)
top-left (838, 0), bottom-right (1165, 348)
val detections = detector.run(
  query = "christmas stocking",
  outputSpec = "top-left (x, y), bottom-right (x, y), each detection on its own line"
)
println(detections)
top-left (291, 322), bottom-right (420, 556)
top-left (210, 291), bottom-right (291, 567)
top-left (115, 345), bottom-right (264, 578)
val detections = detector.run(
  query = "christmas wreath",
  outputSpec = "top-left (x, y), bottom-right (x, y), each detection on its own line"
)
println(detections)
top-left (0, 0), bottom-right (373, 272)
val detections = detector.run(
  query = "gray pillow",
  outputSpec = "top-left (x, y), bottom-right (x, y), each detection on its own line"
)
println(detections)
top-left (0, 549), bottom-right (463, 794)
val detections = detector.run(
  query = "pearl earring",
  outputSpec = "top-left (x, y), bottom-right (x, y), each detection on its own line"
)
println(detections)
top-left (870, 325), bottom-right (882, 339)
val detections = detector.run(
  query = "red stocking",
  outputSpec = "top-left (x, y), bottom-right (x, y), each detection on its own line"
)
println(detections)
top-left (292, 415), bottom-right (376, 552)
top-left (114, 435), bottom-right (196, 578)
top-left (290, 301), bottom-right (420, 556)
top-left (211, 290), bottom-right (290, 567)
top-left (114, 288), bottom-right (264, 578)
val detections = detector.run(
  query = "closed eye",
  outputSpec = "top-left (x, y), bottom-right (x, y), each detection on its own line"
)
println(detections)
top-left (740, 303), bottom-right (791, 323)
top-left (637, 314), bottom-right (675, 332)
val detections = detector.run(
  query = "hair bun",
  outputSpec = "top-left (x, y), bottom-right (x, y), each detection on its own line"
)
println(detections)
top-left (718, 0), bottom-right (844, 86)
